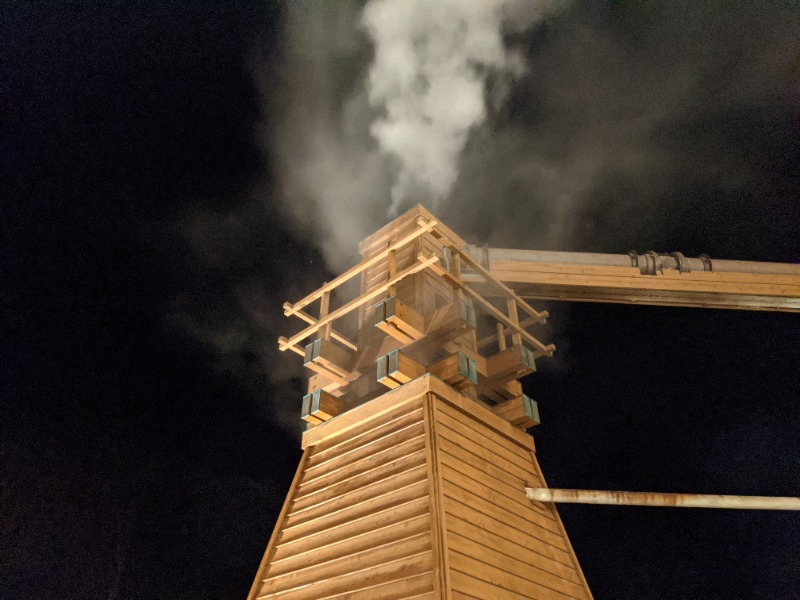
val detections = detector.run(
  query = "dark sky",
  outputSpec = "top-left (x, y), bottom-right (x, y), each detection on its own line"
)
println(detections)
top-left (3, 2), bottom-right (799, 600)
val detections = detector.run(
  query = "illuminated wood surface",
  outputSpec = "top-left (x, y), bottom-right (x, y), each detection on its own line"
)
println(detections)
top-left (248, 375), bottom-right (593, 599)
top-left (483, 260), bottom-right (800, 312)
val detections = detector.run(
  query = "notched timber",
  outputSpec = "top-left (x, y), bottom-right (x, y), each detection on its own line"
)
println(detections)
top-left (492, 394), bottom-right (541, 429)
top-left (377, 349), bottom-right (427, 389)
top-left (477, 379), bottom-right (522, 405)
top-left (375, 296), bottom-right (426, 344)
top-left (429, 352), bottom-right (477, 391)
top-left (301, 390), bottom-right (345, 424)
top-left (304, 338), bottom-right (358, 383)
top-left (483, 344), bottom-right (536, 388)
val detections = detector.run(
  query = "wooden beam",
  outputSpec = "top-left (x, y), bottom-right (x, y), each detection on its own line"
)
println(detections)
top-left (284, 306), bottom-right (357, 351)
top-left (478, 316), bottom-right (538, 351)
top-left (484, 345), bottom-right (536, 387)
top-left (300, 393), bottom-right (324, 425)
top-left (427, 261), bottom-right (555, 358)
top-left (301, 390), bottom-right (345, 423)
top-left (284, 217), bottom-right (437, 318)
top-left (377, 349), bottom-right (426, 389)
top-left (279, 254), bottom-right (439, 352)
top-left (307, 373), bottom-right (345, 395)
top-left (492, 394), bottom-right (540, 429)
top-left (429, 352), bottom-right (477, 390)
top-left (491, 260), bottom-right (800, 312)
top-left (452, 246), bottom-right (549, 324)
top-left (477, 379), bottom-right (522, 405)
top-left (375, 296), bottom-right (426, 344)
top-left (526, 487), bottom-right (800, 510)
top-left (506, 297), bottom-right (522, 346)
top-left (496, 322), bottom-right (506, 351)
top-left (304, 338), bottom-right (357, 381)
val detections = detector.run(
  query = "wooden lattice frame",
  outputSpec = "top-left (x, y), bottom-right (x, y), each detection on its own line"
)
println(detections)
top-left (278, 216), bottom-right (555, 368)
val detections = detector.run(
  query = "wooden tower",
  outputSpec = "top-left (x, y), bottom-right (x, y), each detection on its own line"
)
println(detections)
top-left (248, 206), bottom-right (594, 599)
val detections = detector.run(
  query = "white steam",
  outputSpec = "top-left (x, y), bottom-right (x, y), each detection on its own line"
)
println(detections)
top-left (361, 1), bottom-right (563, 216)
top-left (362, 0), bottom-right (534, 215)
top-left (262, 0), bottom-right (556, 268)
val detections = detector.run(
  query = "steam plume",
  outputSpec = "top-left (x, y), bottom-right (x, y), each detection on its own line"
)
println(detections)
top-left (264, 0), bottom-right (557, 268)
top-left (180, 1), bottom-right (799, 435)
top-left (361, 0), bottom-right (542, 215)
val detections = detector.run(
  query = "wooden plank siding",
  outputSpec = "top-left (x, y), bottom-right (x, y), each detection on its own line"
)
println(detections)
top-left (248, 375), bottom-right (592, 599)
top-left (250, 390), bottom-right (436, 600)
top-left (426, 384), bottom-right (593, 599)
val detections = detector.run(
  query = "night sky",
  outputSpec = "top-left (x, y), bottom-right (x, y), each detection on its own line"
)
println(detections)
top-left (3, 2), bottom-right (799, 600)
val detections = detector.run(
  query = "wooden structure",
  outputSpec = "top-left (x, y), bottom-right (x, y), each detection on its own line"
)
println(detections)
top-left (248, 376), bottom-right (592, 599)
top-left (249, 205), bottom-right (800, 598)
top-left (463, 247), bottom-right (800, 312)
top-left (277, 205), bottom-right (555, 420)
top-left (250, 206), bottom-right (592, 598)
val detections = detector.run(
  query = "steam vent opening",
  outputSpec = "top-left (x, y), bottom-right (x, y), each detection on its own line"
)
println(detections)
top-left (251, 205), bottom-right (593, 599)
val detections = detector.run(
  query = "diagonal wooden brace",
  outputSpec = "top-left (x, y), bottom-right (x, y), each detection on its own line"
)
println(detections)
top-left (425, 299), bottom-right (476, 346)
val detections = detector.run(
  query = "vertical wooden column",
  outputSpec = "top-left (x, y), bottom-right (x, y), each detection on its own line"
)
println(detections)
top-left (423, 392), bottom-right (452, 599)
top-left (496, 322), bottom-right (507, 351)
top-left (319, 288), bottom-right (331, 341)
top-left (507, 298), bottom-right (523, 347)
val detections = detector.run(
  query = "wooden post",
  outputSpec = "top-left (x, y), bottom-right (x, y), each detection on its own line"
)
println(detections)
top-left (319, 288), bottom-right (331, 341)
top-left (506, 298), bottom-right (522, 346)
top-left (387, 247), bottom-right (397, 297)
top-left (496, 322), bottom-right (507, 351)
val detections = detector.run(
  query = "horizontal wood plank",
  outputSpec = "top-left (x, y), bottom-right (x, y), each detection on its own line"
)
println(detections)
top-left (436, 409), bottom-right (541, 484)
top-left (443, 490), bottom-right (574, 567)
top-left (282, 478), bottom-right (428, 538)
top-left (307, 405), bottom-right (423, 468)
top-left (450, 570), bottom-right (531, 600)
top-left (451, 592), bottom-right (482, 600)
top-left (264, 532), bottom-right (432, 594)
top-left (438, 446), bottom-right (556, 526)
top-left (292, 451), bottom-right (426, 513)
top-left (281, 482), bottom-right (428, 545)
top-left (325, 573), bottom-right (434, 600)
top-left (450, 550), bottom-right (579, 600)
top-left (287, 462), bottom-right (427, 527)
top-left (448, 517), bottom-right (582, 585)
top-left (428, 379), bottom-right (536, 451)
top-left (441, 471), bottom-right (564, 547)
top-left (297, 434), bottom-right (426, 497)
top-left (302, 378), bottom-right (428, 448)
top-left (436, 423), bottom-right (541, 489)
top-left (259, 551), bottom-right (432, 600)
top-left (269, 514), bottom-right (430, 577)
top-left (273, 496), bottom-right (429, 562)
top-left (448, 532), bottom-right (587, 599)
top-left (302, 421), bottom-right (426, 485)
